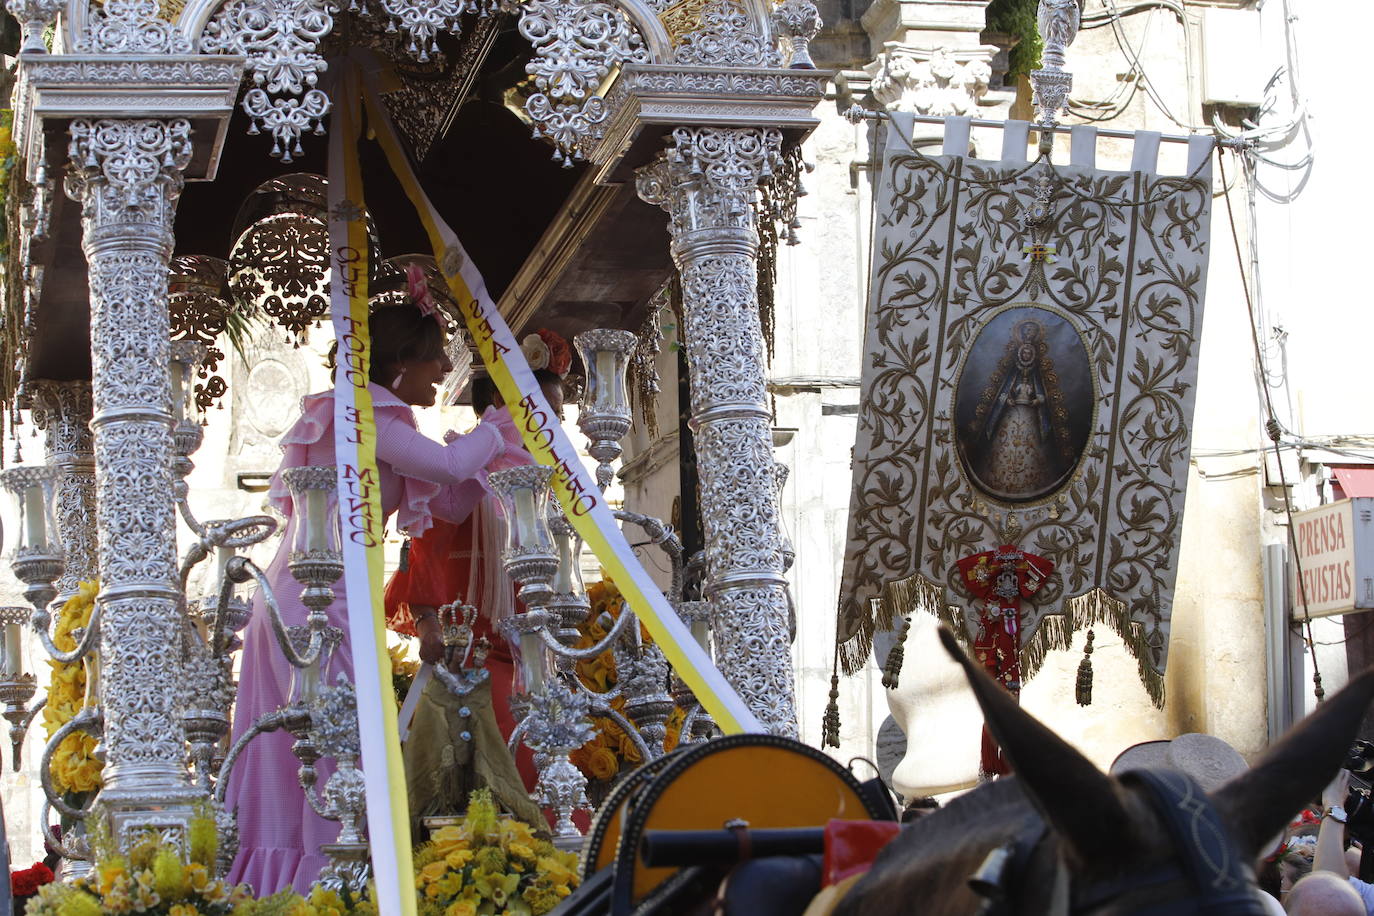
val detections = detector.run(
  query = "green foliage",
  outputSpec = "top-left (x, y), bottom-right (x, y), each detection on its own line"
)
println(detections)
top-left (985, 0), bottom-right (1043, 82)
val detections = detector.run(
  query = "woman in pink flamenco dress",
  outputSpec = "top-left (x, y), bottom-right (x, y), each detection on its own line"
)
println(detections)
top-left (224, 302), bottom-right (520, 895)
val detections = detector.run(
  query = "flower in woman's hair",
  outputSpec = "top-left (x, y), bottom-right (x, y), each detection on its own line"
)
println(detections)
top-left (407, 262), bottom-right (443, 325)
top-left (520, 329), bottom-right (572, 377)
top-left (521, 333), bottom-right (551, 372)
top-left (535, 329), bottom-right (571, 376)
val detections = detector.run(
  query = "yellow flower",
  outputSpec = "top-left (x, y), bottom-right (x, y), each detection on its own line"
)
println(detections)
top-left (445, 902), bottom-right (478, 916)
top-left (152, 845), bottom-right (186, 900)
top-left (97, 855), bottom-right (129, 895)
top-left (189, 813), bottom-right (218, 868)
top-left (420, 860), bottom-right (449, 885)
top-left (430, 825), bottom-right (470, 855)
top-left (388, 642), bottom-right (420, 678)
top-left (169, 905), bottom-right (202, 916)
top-left (54, 890), bottom-right (104, 916)
top-left (535, 856), bottom-right (575, 888)
top-left (586, 745), bottom-right (619, 781)
top-left (444, 848), bottom-right (474, 870)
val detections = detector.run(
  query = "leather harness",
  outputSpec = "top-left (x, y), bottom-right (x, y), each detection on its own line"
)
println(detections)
top-left (970, 770), bottom-right (1271, 915)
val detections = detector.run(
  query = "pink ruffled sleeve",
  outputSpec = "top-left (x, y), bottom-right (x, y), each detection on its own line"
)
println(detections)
top-left (375, 409), bottom-right (505, 534)
top-left (375, 410), bottom-right (504, 484)
top-left (425, 407), bottom-right (536, 524)
top-left (266, 391), bottom-right (335, 517)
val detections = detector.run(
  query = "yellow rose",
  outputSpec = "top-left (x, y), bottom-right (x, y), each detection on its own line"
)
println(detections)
top-left (446, 902), bottom-right (478, 916)
top-left (420, 860), bottom-right (449, 885)
top-left (586, 746), bottom-right (618, 782)
top-left (431, 825), bottom-right (470, 854)
top-left (444, 848), bottom-right (474, 870)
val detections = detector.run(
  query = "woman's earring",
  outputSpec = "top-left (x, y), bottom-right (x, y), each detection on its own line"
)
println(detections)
top-left (391, 368), bottom-right (406, 389)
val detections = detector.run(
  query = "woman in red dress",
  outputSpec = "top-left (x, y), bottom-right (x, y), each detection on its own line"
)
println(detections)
top-left (386, 339), bottom-right (569, 792)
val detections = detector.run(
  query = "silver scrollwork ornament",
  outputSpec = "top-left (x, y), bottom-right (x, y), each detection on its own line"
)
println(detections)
top-left (65, 118), bottom-right (205, 839)
top-left (637, 128), bottom-right (797, 737)
top-left (674, 0), bottom-right (782, 68)
top-left (517, 0), bottom-right (648, 164)
top-left (770, 0), bottom-right (822, 70)
top-left (200, 0), bottom-right (335, 160)
top-left (77, 0), bottom-right (192, 53)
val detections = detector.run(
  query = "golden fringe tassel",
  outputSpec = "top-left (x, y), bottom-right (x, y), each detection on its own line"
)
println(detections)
top-left (840, 572), bottom-right (963, 675)
top-left (1065, 588), bottom-right (1166, 709)
top-left (840, 574), bottom-right (1166, 709)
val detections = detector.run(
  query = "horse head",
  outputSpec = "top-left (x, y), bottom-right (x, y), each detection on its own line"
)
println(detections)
top-left (837, 628), bottom-right (1374, 915)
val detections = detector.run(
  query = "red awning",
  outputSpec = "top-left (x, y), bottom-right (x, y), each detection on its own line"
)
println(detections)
top-left (1333, 467), bottom-right (1374, 498)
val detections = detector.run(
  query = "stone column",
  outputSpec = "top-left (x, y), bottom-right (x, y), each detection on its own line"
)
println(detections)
top-left (64, 118), bottom-right (202, 845)
top-left (637, 127), bottom-right (797, 737)
top-left (861, 0), bottom-right (1002, 118)
top-left (27, 381), bottom-right (97, 604)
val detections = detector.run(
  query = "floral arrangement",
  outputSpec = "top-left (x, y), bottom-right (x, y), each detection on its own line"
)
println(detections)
top-left (26, 808), bottom-right (375, 916)
top-left (42, 580), bottom-right (103, 797)
top-left (518, 330), bottom-right (571, 378)
top-left (12, 861), bottom-right (56, 899)
top-left (389, 640), bottom-right (421, 708)
top-left (0, 110), bottom-right (16, 257)
top-left (412, 788), bottom-right (579, 916)
top-left (568, 581), bottom-right (684, 783)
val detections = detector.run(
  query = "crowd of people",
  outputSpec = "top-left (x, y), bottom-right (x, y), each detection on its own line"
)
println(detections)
top-left (1259, 767), bottom-right (1374, 916)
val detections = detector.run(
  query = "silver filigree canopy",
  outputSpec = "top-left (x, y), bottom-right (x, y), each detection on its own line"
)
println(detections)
top-left (518, 0), bottom-right (650, 165)
top-left (199, 0), bottom-right (334, 161)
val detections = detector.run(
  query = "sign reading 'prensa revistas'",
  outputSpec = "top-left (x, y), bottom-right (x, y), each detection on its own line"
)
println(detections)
top-left (1290, 498), bottom-right (1374, 618)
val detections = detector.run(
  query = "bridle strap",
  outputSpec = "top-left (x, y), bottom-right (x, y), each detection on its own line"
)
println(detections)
top-left (1111, 769), bottom-right (1268, 915)
top-left (970, 770), bottom-right (1270, 915)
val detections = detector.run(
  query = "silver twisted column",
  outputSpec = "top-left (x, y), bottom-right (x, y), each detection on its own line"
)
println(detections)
top-left (64, 118), bottom-right (204, 846)
top-left (636, 127), bottom-right (797, 737)
top-left (27, 380), bottom-right (98, 604)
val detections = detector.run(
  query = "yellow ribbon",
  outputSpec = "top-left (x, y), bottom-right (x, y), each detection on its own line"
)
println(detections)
top-left (327, 69), bottom-right (416, 914)
top-left (359, 77), bottom-right (761, 735)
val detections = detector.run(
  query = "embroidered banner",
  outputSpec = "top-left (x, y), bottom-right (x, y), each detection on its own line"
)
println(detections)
top-left (359, 78), bottom-right (762, 735)
top-left (327, 72), bottom-right (416, 915)
top-left (837, 115), bottom-right (1216, 705)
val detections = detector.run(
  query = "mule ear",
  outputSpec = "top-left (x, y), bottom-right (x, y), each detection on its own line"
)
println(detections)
top-left (1211, 667), bottom-right (1374, 861)
top-left (936, 626), bottom-right (1131, 865)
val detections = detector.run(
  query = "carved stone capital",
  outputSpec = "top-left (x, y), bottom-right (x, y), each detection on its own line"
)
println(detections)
top-left (866, 43), bottom-right (996, 116)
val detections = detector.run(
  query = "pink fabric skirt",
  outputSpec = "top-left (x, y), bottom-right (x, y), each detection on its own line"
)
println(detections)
top-left (224, 522), bottom-right (354, 896)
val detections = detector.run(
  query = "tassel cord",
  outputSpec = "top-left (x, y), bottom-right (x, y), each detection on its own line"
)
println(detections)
top-left (1219, 149), bottom-right (1322, 703)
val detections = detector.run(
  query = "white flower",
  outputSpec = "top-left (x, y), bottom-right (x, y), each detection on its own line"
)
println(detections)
top-left (521, 333), bottom-right (550, 371)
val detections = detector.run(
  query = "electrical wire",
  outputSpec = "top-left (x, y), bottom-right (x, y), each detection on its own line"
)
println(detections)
top-left (1218, 147), bottom-right (1324, 704)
